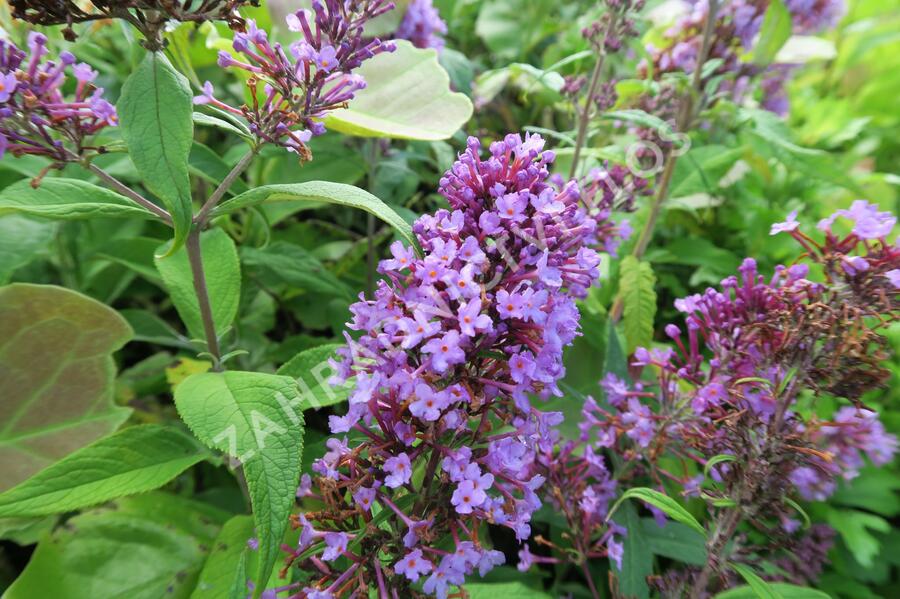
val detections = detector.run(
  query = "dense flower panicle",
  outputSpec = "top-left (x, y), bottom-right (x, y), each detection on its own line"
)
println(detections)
top-left (0, 33), bottom-right (116, 161)
top-left (396, 0), bottom-right (448, 51)
top-left (640, 0), bottom-right (845, 117)
top-left (281, 133), bottom-right (618, 598)
top-left (530, 202), bottom-right (898, 590)
top-left (196, 0), bottom-right (395, 158)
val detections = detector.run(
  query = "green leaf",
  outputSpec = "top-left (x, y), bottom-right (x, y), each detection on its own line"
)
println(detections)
top-left (0, 178), bottom-right (161, 220)
top-left (464, 581), bottom-right (551, 598)
top-left (120, 309), bottom-right (192, 349)
top-left (669, 145), bottom-right (745, 198)
top-left (640, 519), bottom-right (707, 566)
top-left (609, 487), bottom-right (706, 537)
top-left (191, 514), bottom-right (254, 599)
top-left (614, 500), bottom-right (652, 599)
top-left (715, 583), bottom-right (830, 599)
top-left (752, 0), bottom-right (792, 66)
top-left (0, 284), bottom-right (132, 493)
top-left (94, 236), bottom-right (165, 285)
top-left (619, 256), bottom-right (657, 353)
top-left (826, 508), bottom-right (890, 568)
top-left (241, 242), bottom-right (351, 298)
top-left (0, 215), bottom-right (55, 284)
top-left (193, 111), bottom-right (252, 140)
top-left (212, 181), bottom-right (417, 250)
top-left (276, 343), bottom-right (352, 410)
top-left (175, 371), bottom-right (305, 597)
top-left (0, 425), bottom-right (207, 517)
top-left (704, 454), bottom-right (738, 477)
top-left (325, 41), bottom-right (472, 140)
top-left (602, 109), bottom-right (677, 136)
top-left (3, 492), bottom-right (228, 599)
top-left (118, 52), bottom-right (195, 253)
top-left (154, 228), bottom-right (241, 342)
top-left (729, 563), bottom-right (784, 599)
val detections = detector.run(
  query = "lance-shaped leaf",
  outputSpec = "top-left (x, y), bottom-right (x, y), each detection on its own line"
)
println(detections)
top-left (0, 424), bottom-right (208, 517)
top-left (175, 371), bottom-right (305, 597)
top-left (118, 52), bottom-right (195, 253)
top-left (212, 181), bottom-right (417, 250)
top-left (0, 215), bottom-right (56, 284)
top-left (326, 41), bottom-right (472, 140)
top-left (619, 256), bottom-right (657, 353)
top-left (155, 228), bottom-right (241, 342)
top-left (277, 343), bottom-right (352, 410)
top-left (0, 284), bottom-right (132, 492)
top-left (0, 178), bottom-right (163, 221)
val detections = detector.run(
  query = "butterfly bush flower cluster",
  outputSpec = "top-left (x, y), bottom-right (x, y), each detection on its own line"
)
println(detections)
top-left (641, 0), bottom-right (845, 117)
top-left (195, 0), bottom-right (395, 158)
top-left (529, 202), bottom-right (898, 594)
top-left (0, 33), bottom-right (116, 161)
top-left (396, 0), bottom-right (448, 51)
top-left (278, 133), bottom-right (619, 598)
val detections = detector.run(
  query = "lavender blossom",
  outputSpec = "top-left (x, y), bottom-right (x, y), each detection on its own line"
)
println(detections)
top-left (0, 33), bottom-right (116, 161)
top-left (283, 133), bottom-right (619, 597)
top-left (197, 1), bottom-right (395, 158)
top-left (397, 0), bottom-right (448, 51)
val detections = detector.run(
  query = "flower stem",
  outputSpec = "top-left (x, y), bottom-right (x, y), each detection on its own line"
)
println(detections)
top-left (569, 16), bottom-right (617, 181)
top-left (185, 227), bottom-right (222, 369)
top-left (690, 504), bottom-right (741, 598)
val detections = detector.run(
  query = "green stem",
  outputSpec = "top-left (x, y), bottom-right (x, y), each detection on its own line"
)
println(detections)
top-left (185, 227), bottom-right (222, 369)
top-left (85, 161), bottom-right (172, 224)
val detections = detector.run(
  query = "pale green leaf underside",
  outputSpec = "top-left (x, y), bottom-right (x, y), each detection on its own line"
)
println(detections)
top-left (326, 40), bottom-right (472, 140)
top-left (0, 424), bottom-right (207, 517)
top-left (175, 371), bottom-right (304, 596)
top-left (0, 284), bottom-right (133, 493)
top-left (620, 256), bottom-right (657, 353)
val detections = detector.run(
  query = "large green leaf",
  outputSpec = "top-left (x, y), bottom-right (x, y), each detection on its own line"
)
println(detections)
top-left (0, 215), bottom-right (55, 284)
top-left (0, 284), bottom-right (132, 492)
top-left (0, 424), bottom-right (207, 517)
top-left (325, 41), bottom-right (472, 140)
top-left (715, 583), bottom-right (830, 599)
top-left (175, 371), bottom-right (304, 597)
top-left (619, 256), bottom-right (657, 353)
top-left (212, 181), bottom-right (417, 249)
top-left (614, 501), bottom-right (652, 599)
top-left (118, 52), bottom-right (195, 253)
top-left (640, 518), bottom-right (707, 566)
top-left (276, 343), bottom-right (351, 410)
top-left (3, 493), bottom-right (228, 599)
top-left (0, 178), bottom-right (161, 221)
top-left (155, 228), bottom-right (241, 342)
top-left (191, 514), bottom-right (254, 599)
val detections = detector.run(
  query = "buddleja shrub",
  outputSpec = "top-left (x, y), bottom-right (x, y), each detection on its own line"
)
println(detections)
top-left (0, 1), bottom-right (895, 599)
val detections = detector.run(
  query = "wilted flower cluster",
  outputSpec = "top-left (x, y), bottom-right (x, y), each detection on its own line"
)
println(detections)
top-left (195, 0), bottom-right (395, 158)
top-left (0, 33), bottom-right (116, 161)
top-left (10, 0), bottom-right (257, 43)
top-left (278, 133), bottom-right (618, 598)
top-left (396, 0), bottom-right (448, 51)
top-left (529, 202), bottom-right (898, 595)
